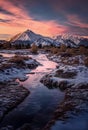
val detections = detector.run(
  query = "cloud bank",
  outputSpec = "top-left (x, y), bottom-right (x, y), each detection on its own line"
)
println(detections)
top-left (0, 0), bottom-right (88, 39)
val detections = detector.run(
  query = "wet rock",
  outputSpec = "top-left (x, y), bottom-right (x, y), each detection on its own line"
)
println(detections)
top-left (40, 75), bottom-right (72, 90)
top-left (0, 83), bottom-right (29, 122)
top-left (55, 69), bottom-right (77, 79)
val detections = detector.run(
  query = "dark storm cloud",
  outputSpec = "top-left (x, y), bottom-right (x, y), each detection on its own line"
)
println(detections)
top-left (0, 18), bottom-right (11, 23)
top-left (0, 7), bottom-right (15, 16)
top-left (0, 0), bottom-right (88, 36)
top-left (6, 0), bottom-right (88, 23)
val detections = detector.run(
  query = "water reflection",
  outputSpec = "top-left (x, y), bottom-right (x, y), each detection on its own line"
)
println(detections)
top-left (0, 53), bottom-right (15, 57)
top-left (0, 54), bottom-right (64, 130)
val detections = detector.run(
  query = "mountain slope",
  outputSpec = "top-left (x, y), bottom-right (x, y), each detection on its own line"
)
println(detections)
top-left (10, 30), bottom-right (43, 42)
top-left (53, 34), bottom-right (82, 47)
top-left (10, 30), bottom-right (88, 47)
top-left (10, 29), bottom-right (54, 47)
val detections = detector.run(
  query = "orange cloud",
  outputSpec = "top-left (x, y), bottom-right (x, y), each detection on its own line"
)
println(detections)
top-left (0, 0), bottom-right (67, 39)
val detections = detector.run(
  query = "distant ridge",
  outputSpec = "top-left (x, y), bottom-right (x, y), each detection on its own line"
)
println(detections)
top-left (10, 29), bottom-right (88, 47)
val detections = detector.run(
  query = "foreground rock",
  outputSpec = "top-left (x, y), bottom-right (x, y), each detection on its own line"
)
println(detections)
top-left (0, 82), bottom-right (29, 122)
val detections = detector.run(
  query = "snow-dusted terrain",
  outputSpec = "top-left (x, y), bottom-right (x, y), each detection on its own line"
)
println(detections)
top-left (0, 53), bottom-right (40, 122)
top-left (0, 54), bottom-right (39, 83)
top-left (0, 48), bottom-right (88, 130)
top-left (41, 53), bottom-right (88, 130)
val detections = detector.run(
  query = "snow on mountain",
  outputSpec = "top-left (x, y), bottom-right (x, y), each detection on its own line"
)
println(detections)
top-left (10, 30), bottom-right (43, 42)
top-left (10, 29), bottom-right (54, 47)
top-left (35, 37), bottom-right (54, 47)
top-left (53, 34), bottom-right (82, 47)
top-left (10, 30), bottom-right (88, 47)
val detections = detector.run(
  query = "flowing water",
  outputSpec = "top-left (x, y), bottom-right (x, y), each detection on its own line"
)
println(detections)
top-left (0, 53), bottom-right (64, 130)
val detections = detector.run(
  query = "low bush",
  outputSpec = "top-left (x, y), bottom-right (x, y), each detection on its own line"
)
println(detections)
top-left (8, 55), bottom-right (29, 67)
top-left (84, 57), bottom-right (88, 67)
top-left (79, 46), bottom-right (86, 54)
top-left (31, 43), bottom-right (38, 54)
top-left (60, 44), bottom-right (67, 52)
top-left (50, 47), bottom-right (59, 54)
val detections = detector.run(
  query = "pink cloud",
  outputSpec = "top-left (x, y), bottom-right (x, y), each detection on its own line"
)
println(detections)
top-left (0, 0), bottom-right (67, 39)
top-left (67, 15), bottom-right (88, 28)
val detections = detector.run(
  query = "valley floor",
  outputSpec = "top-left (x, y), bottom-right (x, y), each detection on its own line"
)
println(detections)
top-left (0, 49), bottom-right (88, 130)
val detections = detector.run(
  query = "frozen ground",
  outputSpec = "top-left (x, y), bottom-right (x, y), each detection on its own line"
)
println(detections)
top-left (0, 53), bottom-right (40, 123)
top-left (41, 53), bottom-right (88, 130)
top-left (0, 54), bottom-right (40, 83)
top-left (0, 82), bottom-right (29, 122)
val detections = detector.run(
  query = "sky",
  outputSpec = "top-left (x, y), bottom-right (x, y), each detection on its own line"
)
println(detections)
top-left (0, 0), bottom-right (88, 40)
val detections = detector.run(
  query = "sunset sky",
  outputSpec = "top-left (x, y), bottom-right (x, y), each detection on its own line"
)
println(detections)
top-left (0, 0), bottom-right (88, 40)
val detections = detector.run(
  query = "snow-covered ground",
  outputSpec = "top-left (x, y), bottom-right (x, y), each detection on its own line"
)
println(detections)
top-left (41, 53), bottom-right (88, 130)
top-left (0, 53), bottom-right (40, 122)
top-left (0, 54), bottom-right (40, 83)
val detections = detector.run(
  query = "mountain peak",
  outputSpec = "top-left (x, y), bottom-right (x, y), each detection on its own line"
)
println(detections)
top-left (10, 29), bottom-right (43, 42)
top-left (24, 29), bottom-right (34, 34)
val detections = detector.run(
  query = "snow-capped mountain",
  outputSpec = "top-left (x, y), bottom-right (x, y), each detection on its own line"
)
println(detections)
top-left (10, 29), bottom-right (43, 42)
top-left (35, 37), bottom-right (54, 47)
top-left (10, 30), bottom-right (88, 47)
top-left (53, 34), bottom-right (83, 47)
top-left (10, 29), bottom-right (54, 47)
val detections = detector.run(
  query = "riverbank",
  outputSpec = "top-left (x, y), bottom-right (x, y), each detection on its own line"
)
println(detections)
top-left (41, 52), bottom-right (88, 130)
top-left (0, 53), bottom-right (40, 123)
top-left (0, 52), bottom-right (64, 130)
top-left (0, 82), bottom-right (29, 122)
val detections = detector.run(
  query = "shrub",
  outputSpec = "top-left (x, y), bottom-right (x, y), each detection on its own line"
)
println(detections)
top-left (79, 46), bottom-right (86, 54)
top-left (60, 44), bottom-right (67, 52)
top-left (66, 48), bottom-right (77, 55)
top-left (51, 47), bottom-right (59, 54)
top-left (84, 57), bottom-right (88, 67)
top-left (8, 55), bottom-right (29, 66)
top-left (0, 63), bottom-right (12, 71)
top-left (31, 43), bottom-right (38, 54)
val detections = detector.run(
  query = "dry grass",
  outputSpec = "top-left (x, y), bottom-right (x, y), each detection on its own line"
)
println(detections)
top-left (79, 46), bottom-right (86, 54)
top-left (0, 63), bottom-right (12, 71)
top-left (8, 55), bottom-right (30, 67)
top-left (50, 47), bottom-right (59, 54)
top-left (31, 43), bottom-right (38, 54)
top-left (84, 57), bottom-right (88, 67)
top-left (55, 69), bottom-right (77, 78)
top-left (60, 44), bottom-right (67, 52)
